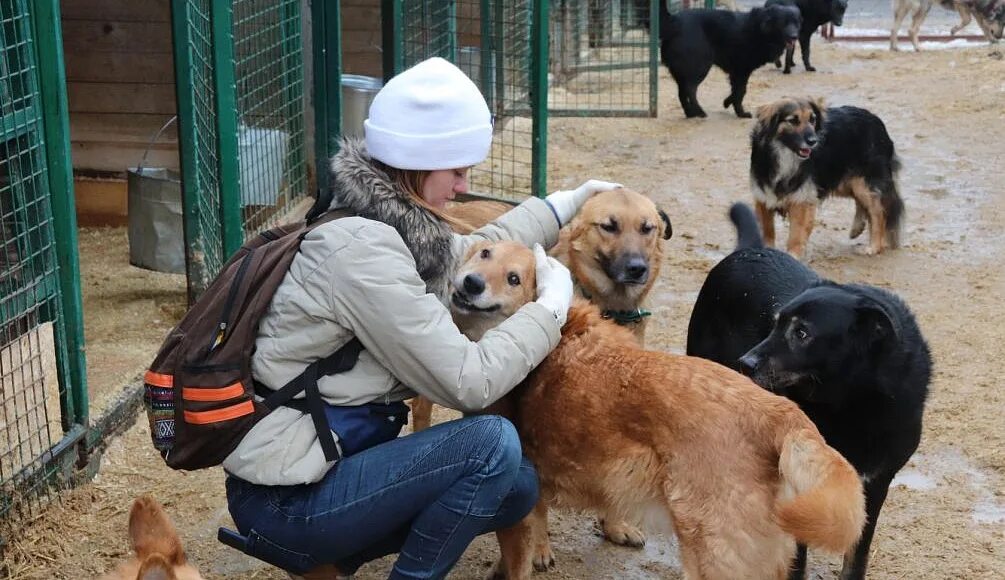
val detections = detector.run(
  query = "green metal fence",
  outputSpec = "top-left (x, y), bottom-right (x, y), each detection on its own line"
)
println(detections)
top-left (383, 0), bottom-right (549, 200)
top-left (548, 0), bottom-right (660, 117)
top-left (0, 0), bottom-right (87, 539)
top-left (172, 0), bottom-right (317, 297)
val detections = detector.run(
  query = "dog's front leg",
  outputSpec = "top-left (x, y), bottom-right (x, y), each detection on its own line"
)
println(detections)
top-left (785, 202), bottom-right (817, 260)
top-left (799, 32), bottom-right (815, 71)
top-left (491, 500), bottom-right (550, 580)
top-left (783, 45), bottom-right (796, 74)
top-left (726, 73), bottom-right (753, 118)
top-left (754, 200), bottom-right (776, 248)
top-left (787, 544), bottom-right (808, 580)
top-left (908, 6), bottom-right (932, 51)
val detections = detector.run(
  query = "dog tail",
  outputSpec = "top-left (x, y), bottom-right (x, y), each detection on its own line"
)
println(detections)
top-left (883, 155), bottom-right (905, 249)
top-left (729, 202), bottom-right (764, 250)
top-left (775, 428), bottom-right (866, 554)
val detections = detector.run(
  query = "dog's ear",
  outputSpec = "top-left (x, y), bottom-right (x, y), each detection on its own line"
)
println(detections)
top-left (855, 297), bottom-right (901, 346)
top-left (809, 97), bottom-right (827, 131)
top-left (755, 102), bottom-right (785, 140)
top-left (657, 208), bottom-right (673, 240)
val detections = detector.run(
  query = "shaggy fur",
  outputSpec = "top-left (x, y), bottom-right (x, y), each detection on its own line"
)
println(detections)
top-left (765, 0), bottom-right (848, 73)
top-left (454, 242), bottom-right (866, 580)
top-left (687, 204), bottom-right (932, 580)
top-left (306, 138), bottom-right (456, 302)
top-left (892, 0), bottom-right (1005, 50)
top-left (660, 5), bottom-right (802, 118)
top-left (99, 496), bottom-right (204, 580)
top-left (750, 98), bottom-right (904, 258)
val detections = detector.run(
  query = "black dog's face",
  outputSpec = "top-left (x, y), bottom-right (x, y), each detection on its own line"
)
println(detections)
top-left (762, 5), bottom-right (803, 49)
top-left (830, 0), bottom-right (848, 27)
top-left (754, 97), bottom-right (826, 160)
top-left (737, 286), bottom-right (896, 406)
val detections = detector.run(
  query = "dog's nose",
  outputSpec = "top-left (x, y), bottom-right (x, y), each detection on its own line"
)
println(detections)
top-left (738, 353), bottom-right (760, 376)
top-left (624, 258), bottom-right (648, 282)
top-left (462, 274), bottom-right (485, 296)
top-left (805, 134), bottom-right (818, 147)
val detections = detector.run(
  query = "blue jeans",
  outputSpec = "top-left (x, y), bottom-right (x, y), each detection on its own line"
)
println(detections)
top-left (226, 415), bottom-right (538, 579)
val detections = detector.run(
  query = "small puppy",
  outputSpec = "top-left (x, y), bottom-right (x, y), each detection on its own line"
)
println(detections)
top-left (892, 0), bottom-right (1005, 51)
top-left (687, 203), bottom-right (932, 580)
top-left (452, 240), bottom-right (866, 580)
top-left (661, 4), bottom-right (803, 118)
top-left (765, 0), bottom-right (848, 73)
top-left (100, 495), bottom-right (204, 580)
top-left (750, 97), bottom-right (904, 258)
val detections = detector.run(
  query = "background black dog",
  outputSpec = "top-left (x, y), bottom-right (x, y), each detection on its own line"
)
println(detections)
top-left (687, 203), bottom-right (932, 580)
top-left (660, 4), bottom-right (802, 118)
top-left (765, 0), bottom-right (848, 73)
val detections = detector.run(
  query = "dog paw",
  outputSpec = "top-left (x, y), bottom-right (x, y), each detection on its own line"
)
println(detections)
top-left (532, 544), bottom-right (556, 572)
top-left (737, 111), bottom-right (753, 119)
top-left (774, 60), bottom-right (782, 67)
top-left (805, 65), bottom-right (817, 72)
top-left (783, 68), bottom-right (792, 74)
top-left (600, 519), bottom-right (647, 548)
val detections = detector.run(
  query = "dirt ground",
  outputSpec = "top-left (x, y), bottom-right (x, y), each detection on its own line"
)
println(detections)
top-left (4, 40), bottom-right (1004, 579)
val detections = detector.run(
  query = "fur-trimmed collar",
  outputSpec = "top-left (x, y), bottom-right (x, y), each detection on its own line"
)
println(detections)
top-left (328, 138), bottom-right (454, 302)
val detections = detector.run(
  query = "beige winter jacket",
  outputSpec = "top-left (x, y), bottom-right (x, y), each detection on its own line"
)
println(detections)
top-left (222, 141), bottom-right (563, 485)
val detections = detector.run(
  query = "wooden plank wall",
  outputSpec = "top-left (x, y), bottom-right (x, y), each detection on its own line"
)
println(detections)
top-left (341, 0), bottom-right (383, 77)
top-left (61, 0), bottom-right (179, 175)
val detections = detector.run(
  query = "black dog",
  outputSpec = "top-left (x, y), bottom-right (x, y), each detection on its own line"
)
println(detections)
top-left (660, 4), bottom-right (802, 118)
top-left (765, 0), bottom-right (847, 73)
top-left (686, 203), bottom-right (931, 580)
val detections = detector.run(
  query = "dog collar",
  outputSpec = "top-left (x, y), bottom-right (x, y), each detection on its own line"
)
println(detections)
top-left (602, 308), bottom-right (652, 325)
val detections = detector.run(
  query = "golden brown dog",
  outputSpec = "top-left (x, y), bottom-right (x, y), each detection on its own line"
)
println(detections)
top-left (415, 190), bottom-right (670, 546)
top-left (451, 241), bottom-right (866, 580)
top-left (100, 495), bottom-right (204, 580)
top-left (750, 97), bottom-right (903, 259)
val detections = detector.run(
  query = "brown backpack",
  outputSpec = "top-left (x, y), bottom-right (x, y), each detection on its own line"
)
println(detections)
top-left (143, 209), bottom-right (361, 470)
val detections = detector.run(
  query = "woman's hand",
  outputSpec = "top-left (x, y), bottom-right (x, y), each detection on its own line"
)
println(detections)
top-left (533, 244), bottom-right (574, 327)
top-left (544, 180), bottom-right (623, 225)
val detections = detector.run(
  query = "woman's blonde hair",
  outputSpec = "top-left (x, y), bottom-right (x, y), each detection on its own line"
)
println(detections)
top-left (376, 162), bottom-right (476, 234)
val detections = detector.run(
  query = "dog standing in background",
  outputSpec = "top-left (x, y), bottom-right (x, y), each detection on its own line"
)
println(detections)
top-left (661, 4), bottom-right (803, 118)
top-left (765, 0), bottom-right (848, 73)
top-left (892, 0), bottom-right (1005, 51)
top-left (749, 97), bottom-right (904, 258)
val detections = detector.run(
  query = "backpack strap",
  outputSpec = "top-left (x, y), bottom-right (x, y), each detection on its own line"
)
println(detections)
top-left (260, 337), bottom-right (365, 462)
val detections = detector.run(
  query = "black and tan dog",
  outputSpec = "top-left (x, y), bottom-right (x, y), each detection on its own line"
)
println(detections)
top-left (750, 97), bottom-right (904, 259)
top-left (687, 204), bottom-right (931, 580)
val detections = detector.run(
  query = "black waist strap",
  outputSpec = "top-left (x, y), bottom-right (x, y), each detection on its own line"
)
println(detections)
top-left (257, 337), bottom-right (364, 462)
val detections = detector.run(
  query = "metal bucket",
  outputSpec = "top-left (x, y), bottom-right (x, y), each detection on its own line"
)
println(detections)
top-left (127, 167), bottom-right (184, 274)
top-left (128, 117), bottom-right (185, 274)
top-left (341, 74), bottom-right (382, 139)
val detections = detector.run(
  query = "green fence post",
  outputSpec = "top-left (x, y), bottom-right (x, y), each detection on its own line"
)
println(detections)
top-left (531, 0), bottom-right (549, 198)
top-left (649, 0), bottom-right (659, 117)
top-left (30, 0), bottom-right (88, 430)
top-left (210, 0), bottom-right (243, 257)
top-left (312, 0), bottom-right (342, 190)
top-left (382, 0), bottom-right (404, 80)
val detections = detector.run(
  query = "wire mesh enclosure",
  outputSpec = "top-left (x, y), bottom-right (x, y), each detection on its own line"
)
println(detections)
top-left (384, 0), bottom-right (548, 200)
top-left (1, 0), bottom-right (86, 538)
top-left (172, 0), bottom-right (315, 296)
top-left (548, 0), bottom-right (660, 117)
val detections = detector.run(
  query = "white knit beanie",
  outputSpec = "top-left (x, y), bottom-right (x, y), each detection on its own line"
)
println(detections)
top-left (364, 57), bottom-right (492, 171)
